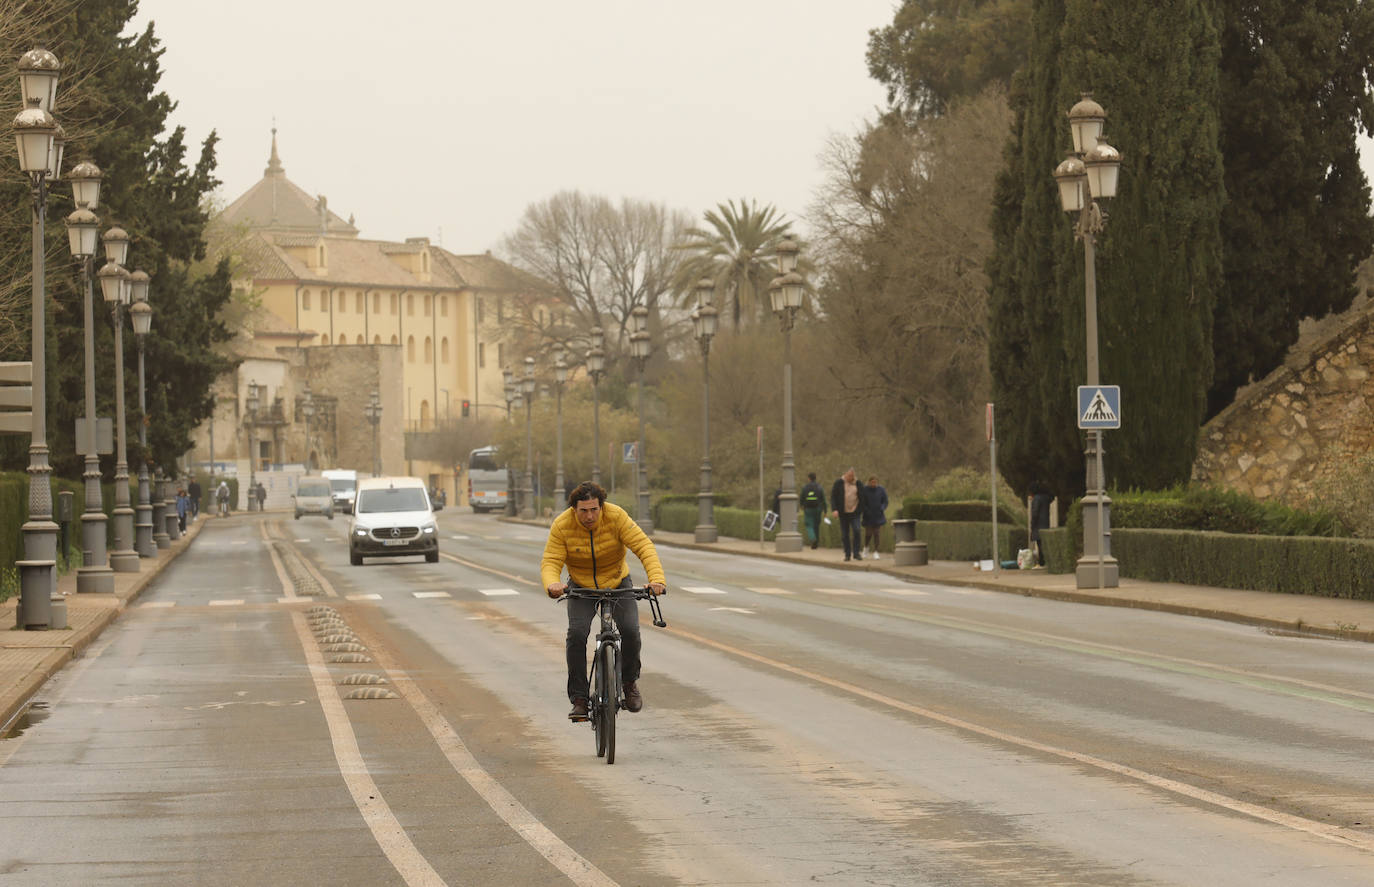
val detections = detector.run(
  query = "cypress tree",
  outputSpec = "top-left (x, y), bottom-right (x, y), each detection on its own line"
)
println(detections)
top-left (989, 0), bottom-right (1226, 497)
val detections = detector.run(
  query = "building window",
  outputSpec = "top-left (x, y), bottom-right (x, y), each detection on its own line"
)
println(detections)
top-left (407, 335), bottom-right (415, 362)
top-left (356, 334), bottom-right (364, 345)
top-left (390, 334), bottom-right (398, 345)
top-left (406, 294), bottom-right (414, 316)
top-left (302, 289), bottom-right (311, 310)
top-left (318, 245), bottom-right (325, 267)
top-left (497, 342), bottom-right (504, 367)
top-left (440, 296), bottom-right (448, 317)
top-left (424, 336), bottom-right (432, 364)
top-left (355, 292), bottom-right (363, 313)
top-left (374, 335), bottom-right (381, 345)
top-left (479, 342), bottom-right (485, 368)
top-left (372, 292), bottom-right (380, 313)
top-left (340, 333), bottom-right (348, 345)
top-left (424, 294), bottom-right (432, 317)
top-left (390, 293), bottom-right (397, 315)
top-left (441, 337), bottom-right (449, 363)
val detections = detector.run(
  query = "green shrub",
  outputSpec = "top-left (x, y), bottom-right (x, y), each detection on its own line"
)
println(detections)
top-left (1039, 527), bottom-right (1075, 573)
top-left (898, 500), bottom-right (1022, 525)
top-left (911, 520), bottom-right (1028, 561)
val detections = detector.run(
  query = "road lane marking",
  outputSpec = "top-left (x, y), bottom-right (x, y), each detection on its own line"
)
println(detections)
top-left (141, 601), bottom-right (176, 608)
top-left (348, 593), bottom-right (383, 601)
top-left (669, 624), bottom-right (1374, 854)
top-left (814, 587), bottom-right (862, 596)
top-left (449, 534), bottom-right (469, 540)
top-left (710, 607), bottom-right (755, 615)
top-left (287, 611), bottom-right (446, 887)
top-left (412, 591), bottom-right (451, 599)
top-left (209, 599), bottom-right (245, 607)
top-left (880, 587), bottom-right (930, 596)
top-left (681, 586), bottom-right (727, 595)
top-left (747, 586), bottom-right (792, 595)
top-left (478, 588), bottom-right (519, 597)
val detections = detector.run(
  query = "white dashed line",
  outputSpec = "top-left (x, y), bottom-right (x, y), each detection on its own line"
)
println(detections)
top-left (814, 588), bottom-right (862, 596)
top-left (710, 607), bottom-right (755, 615)
top-left (230, 541), bottom-right (248, 546)
top-left (141, 601), bottom-right (176, 608)
top-left (295, 538), bottom-right (312, 543)
top-left (478, 588), bottom-right (519, 597)
top-left (747, 586), bottom-right (792, 595)
top-left (881, 587), bottom-right (931, 596)
top-left (347, 593), bottom-right (383, 601)
top-left (681, 586), bottom-right (727, 595)
top-left (413, 591), bottom-right (451, 599)
top-left (209, 599), bottom-right (245, 607)
top-left (449, 534), bottom-right (469, 540)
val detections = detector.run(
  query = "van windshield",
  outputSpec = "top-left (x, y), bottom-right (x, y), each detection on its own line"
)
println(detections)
top-left (469, 451), bottom-right (500, 471)
top-left (298, 481), bottom-right (330, 497)
top-left (329, 479), bottom-right (354, 493)
top-left (357, 488), bottom-right (428, 513)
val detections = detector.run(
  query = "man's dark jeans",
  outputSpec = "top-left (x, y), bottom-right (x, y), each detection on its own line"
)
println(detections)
top-left (566, 577), bottom-right (641, 703)
top-left (839, 510), bottom-right (862, 558)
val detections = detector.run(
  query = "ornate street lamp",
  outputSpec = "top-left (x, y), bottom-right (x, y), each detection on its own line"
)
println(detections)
top-left (13, 48), bottom-right (62, 628)
top-left (520, 356), bottom-right (536, 519)
top-left (301, 382), bottom-right (315, 472)
top-left (629, 305), bottom-right (652, 533)
top-left (129, 293), bottom-right (155, 556)
top-left (769, 238), bottom-right (806, 553)
top-left (692, 279), bottom-right (719, 543)
top-left (106, 266), bottom-right (143, 569)
top-left (553, 345), bottom-right (567, 503)
top-left (587, 326), bottom-right (605, 485)
top-left (245, 381), bottom-right (260, 512)
top-left (66, 198), bottom-right (113, 591)
top-left (363, 389), bottom-right (382, 477)
top-left (1054, 93), bottom-right (1123, 589)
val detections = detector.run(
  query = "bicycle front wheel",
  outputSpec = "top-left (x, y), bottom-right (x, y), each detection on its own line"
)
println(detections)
top-left (590, 652), bottom-right (606, 758)
top-left (599, 643), bottom-right (617, 765)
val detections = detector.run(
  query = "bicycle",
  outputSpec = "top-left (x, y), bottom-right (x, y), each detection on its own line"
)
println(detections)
top-left (558, 585), bottom-right (666, 765)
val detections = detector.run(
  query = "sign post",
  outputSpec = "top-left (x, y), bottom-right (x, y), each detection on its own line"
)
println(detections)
top-left (1077, 385), bottom-right (1121, 588)
top-left (987, 403), bottom-right (998, 576)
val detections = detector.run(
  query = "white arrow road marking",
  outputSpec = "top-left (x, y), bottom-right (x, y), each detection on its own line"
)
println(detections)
top-left (413, 591), bottom-right (451, 599)
top-left (478, 588), bottom-right (519, 597)
top-left (747, 586), bottom-right (792, 595)
top-left (681, 586), bottom-right (727, 594)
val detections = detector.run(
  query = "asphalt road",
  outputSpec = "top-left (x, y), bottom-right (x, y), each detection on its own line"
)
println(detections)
top-left (1, 508), bottom-right (1372, 885)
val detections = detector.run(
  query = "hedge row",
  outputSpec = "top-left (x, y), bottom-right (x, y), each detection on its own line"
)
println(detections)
top-left (906, 520), bottom-right (1029, 562)
top-left (897, 499), bottom-right (1021, 525)
top-left (1111, 528), bottom-right (1374, 600)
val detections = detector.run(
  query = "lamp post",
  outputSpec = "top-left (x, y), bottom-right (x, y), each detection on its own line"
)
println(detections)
top-left (301, 382), bottom-right (314, 472)
top-left (520, 356), bottom-right (535, 519)
top-left (691, 280), bottom-right (719, 543)
top-left (1053, 93), bottom-right (1123, 589)
top-left (65, 190), bottom-right (114, 592)
top-left (629, 305), bottom-right (652, 534)
top-left (129, 295), bottom-right (154, 556)
top-left (553, 345), bottom-right (567, 502)
top-left (245, 381), bottom-right (259, 511)
top-left (13, 47), bottom-right (62, 628)
top-left (363, 389), bottom-right (382, 476)
top-left (769, 239), bottom-right (805, 553)
top-left (107, 267), bottom-right (141, 569)
top-left (587, 326), bottom-right (605, 485)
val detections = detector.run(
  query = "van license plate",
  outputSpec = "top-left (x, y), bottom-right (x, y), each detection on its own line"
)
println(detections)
top-left (383, 539), bottom-right (407, 547)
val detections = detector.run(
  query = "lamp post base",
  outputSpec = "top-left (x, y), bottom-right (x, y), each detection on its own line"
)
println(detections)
top-left (695, 487), bottom-right (717, 543)
top-left (1075, 556), bottom-right (1119, 588)
top-left (76, 565), bottom-right (115, 594)
top-left (110, 506), bottom-right (139, 572)
top-left (774, 531), bottom-right (804, 553)
top-left (135, 504), bottom-right (156, 558)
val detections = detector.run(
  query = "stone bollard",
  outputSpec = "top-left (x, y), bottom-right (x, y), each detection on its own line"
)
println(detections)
top-left (892, 519), bottom-right (928, 567)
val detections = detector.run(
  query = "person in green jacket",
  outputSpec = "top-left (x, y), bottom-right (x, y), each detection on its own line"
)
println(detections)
top-left (798, 472), bottom-right (827, 549)
top-left (542, 481), bottom-right (666, 721)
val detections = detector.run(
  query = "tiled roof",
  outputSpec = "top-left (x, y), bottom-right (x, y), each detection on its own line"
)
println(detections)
top-left (216, 131), bottom-right (359, 237)
top-left (434, 249), bottom-right (545, 293)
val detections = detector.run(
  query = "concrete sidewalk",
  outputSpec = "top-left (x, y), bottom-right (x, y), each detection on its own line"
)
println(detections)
top-left (0, 512), bottom-right (210, 734)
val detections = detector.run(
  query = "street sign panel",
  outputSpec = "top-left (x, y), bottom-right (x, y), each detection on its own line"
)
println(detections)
top-left (1078, 385), bottom-right (1121, 430)
top-left (622, 442), bottom-right (638, 464)
top-left (75, 417), bottom-right (114, 455)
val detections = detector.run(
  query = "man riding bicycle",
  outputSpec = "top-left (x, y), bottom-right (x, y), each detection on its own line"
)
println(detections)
top-left (542, 481), bottom-right (666, 721)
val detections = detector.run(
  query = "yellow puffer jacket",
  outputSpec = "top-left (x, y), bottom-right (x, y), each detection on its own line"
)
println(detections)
top-left (540, 501), bottom-right (665, 590)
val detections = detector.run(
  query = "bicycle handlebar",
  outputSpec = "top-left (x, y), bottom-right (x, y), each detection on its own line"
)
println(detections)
top-left (557, 587), bottom-right (667, 627)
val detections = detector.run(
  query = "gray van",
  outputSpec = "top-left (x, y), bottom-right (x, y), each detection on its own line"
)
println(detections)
top-left (294, 476), bottom-right (335, 520)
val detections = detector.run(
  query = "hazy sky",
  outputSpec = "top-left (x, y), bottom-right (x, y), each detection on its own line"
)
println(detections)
top-left (125, 0), bottom-right (900, 255)
top-left (126, 1), bottom-right (1374, 258)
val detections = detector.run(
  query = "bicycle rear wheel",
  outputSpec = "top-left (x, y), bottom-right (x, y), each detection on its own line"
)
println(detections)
top-left (600, 644), bottom-right (617, 765)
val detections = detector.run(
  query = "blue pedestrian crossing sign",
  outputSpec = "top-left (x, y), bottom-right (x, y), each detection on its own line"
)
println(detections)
top-left (1077, 385), bottom-right (1121, 430)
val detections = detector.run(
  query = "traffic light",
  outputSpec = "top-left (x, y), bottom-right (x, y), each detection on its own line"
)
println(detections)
top-left (461, 399), bottom-right (470, 417)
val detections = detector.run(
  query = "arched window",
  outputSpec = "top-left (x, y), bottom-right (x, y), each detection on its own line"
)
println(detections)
top-left (356, 334), bottom-right (364, 345)
top-left (424, 336), bottom-right (432, 364)
top-left (440, 296), bottom-right (448, 317)
top-left (441, 337), bottom-right (449, 363)
top-left (374, 335), bottom-right (381, 345)
top-left (407, 335), bottom-right (415, 362)
top-left (390, 334), bottom-right (398, 345)
top-left (372, 292), bottom-right (380, 313)
top-left (390, 293), bottom-right (398, 315)
top-left (420, 399), bottom-right (432, 429)
top-left (424, 294), bottom-right (432, 317)
top-left (355, 292), bottom-right (363, 313)
top-left (318, 245), bottom-right (325, 266)
top-left (406, 294), bottom-right (414, 316)
top-left (339, 333), bottom-right (348, 345)
top-left (302, 289), bottom-right (312, 310)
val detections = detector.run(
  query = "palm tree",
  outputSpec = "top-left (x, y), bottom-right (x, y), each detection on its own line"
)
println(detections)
top-left (674, 199), bottom-right (795, 329)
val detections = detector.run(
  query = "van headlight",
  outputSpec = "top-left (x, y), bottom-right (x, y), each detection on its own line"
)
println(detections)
top-left (421, 523), bottom-right (436, 534)
top-left (354, 528), bottom-right (369, 537)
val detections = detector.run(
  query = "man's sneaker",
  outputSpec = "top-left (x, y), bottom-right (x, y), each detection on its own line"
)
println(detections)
top-left (623, 681), bottom-right (643, 713)
top-left (872, 551), bottom-right (880, 560)
top-left (568, 698), bottom-right (589, 721)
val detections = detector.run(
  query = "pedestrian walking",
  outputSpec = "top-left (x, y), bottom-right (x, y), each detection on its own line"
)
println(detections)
top-left (861, 475), bottom-right (889, 560)
top-left (175, 488), bottom-right (189, 532)
top-left (799, 472), bottom-right (827, 549)
top-left (830, 468), bottom-right (868, 561)
top-left (216, 480), bottom-right (230, 516)
top-left (255, 482), bottom-right (266, 511)
top-left (187, 479), bottom-right (201, 520)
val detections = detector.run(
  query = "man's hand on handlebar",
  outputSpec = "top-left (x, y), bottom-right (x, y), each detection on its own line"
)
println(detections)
top-left (547, 581), bottom-right (567, 599)
top-left (649, 582), bottom-right (666, 596)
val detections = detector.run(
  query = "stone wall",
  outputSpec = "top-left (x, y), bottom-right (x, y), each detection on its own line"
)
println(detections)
top-left (1193, 304), bottom-right (1374, 505)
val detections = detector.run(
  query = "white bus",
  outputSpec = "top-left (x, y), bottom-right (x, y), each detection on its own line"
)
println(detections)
top-left (466, 447), bottom-right (508, 513)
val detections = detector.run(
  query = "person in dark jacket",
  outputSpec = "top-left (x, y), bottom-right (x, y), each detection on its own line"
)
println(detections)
top-left (798, 472), bottom-right (827, 549)
top-left (187, 479), bottom-right (201, 520)
top-left (830, 468), bottom-right (868, 561)
top-left (860, 475), bottom-right (889, 560)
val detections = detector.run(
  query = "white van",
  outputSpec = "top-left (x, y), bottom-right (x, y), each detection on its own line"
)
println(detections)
top-left (349, 476), bottom-right (438, 565)
top-left (466, 447), bottom-right (508, 513)
top-left (293, 476), bottom-right (334, 520)
top-left (322, 469), bottom-right (358, 514)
